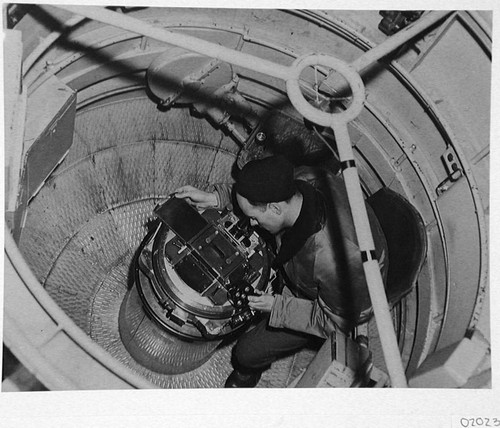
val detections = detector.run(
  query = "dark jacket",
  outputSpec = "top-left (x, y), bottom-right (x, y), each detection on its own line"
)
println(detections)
top-left (214, 165), bottom-right (388, 338)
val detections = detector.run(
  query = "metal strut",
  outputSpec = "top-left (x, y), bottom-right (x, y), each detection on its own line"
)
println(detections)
top-left (50, 5), bottom-right (452, 388)
top-left (287, 54), bottom-right (407, 388)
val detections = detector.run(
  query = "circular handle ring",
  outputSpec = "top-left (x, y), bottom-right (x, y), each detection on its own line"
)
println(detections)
top-left (286, 54), bottom-right (365, 127)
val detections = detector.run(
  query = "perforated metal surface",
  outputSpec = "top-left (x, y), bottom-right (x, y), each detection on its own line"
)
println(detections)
top-left (19, 162), bottom-right (108, 282)
top-left (18, 102), bottom-right (314, 388)
top-left (86, 247), bottom-right (235, 388)
top-left (154, 141), bottom-right (236, 195)
top-left (67, 99), bottom-right (237, 167)
top-left (110, 200), bottom-right (157, 250)
top-left (119, 286), bottom-right (221, 374)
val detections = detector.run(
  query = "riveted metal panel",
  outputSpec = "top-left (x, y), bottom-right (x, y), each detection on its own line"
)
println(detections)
top-left (362, 73), bottom-right (450, 192)
top-left (353, 106), bottom-right (439, 225)
top-left (436, 178), bottom-right (481, 349)
top-left (23, 76), bottom-right (76, 197)
top-left (471, 152), bottom-right (489, 211)
top-left (411, 16), bottom-right (491, 158)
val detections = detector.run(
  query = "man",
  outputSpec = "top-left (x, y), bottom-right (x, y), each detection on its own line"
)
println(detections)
top-left (174, 155), bottom-right (387, 387)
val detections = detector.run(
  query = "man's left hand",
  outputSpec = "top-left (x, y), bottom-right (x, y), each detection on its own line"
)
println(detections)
top-left (248, 290), bottom-right (275, 313)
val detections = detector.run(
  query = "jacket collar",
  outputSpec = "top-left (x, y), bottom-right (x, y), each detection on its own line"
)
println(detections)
top-left (272, 180), bottom-right (324, 267)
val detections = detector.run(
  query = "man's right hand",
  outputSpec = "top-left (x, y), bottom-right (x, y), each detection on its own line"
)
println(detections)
top-left (173, 185), bottom-right (218, 210)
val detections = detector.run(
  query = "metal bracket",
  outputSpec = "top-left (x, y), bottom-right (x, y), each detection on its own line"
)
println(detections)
top-left (437, 146), bottom-right (463, 196)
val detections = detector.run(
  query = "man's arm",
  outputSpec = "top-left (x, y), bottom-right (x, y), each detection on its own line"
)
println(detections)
top-left (174, 183), bottom-right (233, 210)
top-left (246, 275), bottom-right (343, 338)
top-left (268, 291), bottom-right (347, 338)
top-left (210, 183), bottom-right (233, 209)
top-left (247, 286), bottom-right (340, 338)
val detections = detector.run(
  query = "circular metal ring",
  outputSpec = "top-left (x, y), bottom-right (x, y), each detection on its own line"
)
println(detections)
top-left (286, 54), bottom-right (365, 127)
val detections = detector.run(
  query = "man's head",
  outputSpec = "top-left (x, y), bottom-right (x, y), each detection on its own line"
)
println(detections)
top-left (235, 156), bottom-right (300, 234)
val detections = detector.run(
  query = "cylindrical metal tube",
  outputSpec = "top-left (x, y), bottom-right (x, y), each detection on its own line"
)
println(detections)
top-left (53, 5), bottom-right (292, 81)
top-left (331, 121), bottom-right (408, 388)
top-left (288, 55), bottom-right (407, 386)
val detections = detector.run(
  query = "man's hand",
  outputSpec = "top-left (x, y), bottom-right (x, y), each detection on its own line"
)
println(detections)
top-left (248, 289), bottom-right (275, 313)
top-left (173, 185), bottom-right (218, 210)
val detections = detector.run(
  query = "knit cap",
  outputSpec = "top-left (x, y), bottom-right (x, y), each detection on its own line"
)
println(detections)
top-left (235, 155), bottom-right (295, 203)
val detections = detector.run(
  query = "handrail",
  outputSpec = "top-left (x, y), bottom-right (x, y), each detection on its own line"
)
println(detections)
top-left (40, 5), bottom-right (451, 387)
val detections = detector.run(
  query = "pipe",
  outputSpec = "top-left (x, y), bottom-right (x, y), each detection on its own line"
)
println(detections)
top-left (51, 5), bottom-right (293, 81)
top-left (331, 120), bottom-right (408, 388)
top-left (288, 53), bottom-right (407, 387)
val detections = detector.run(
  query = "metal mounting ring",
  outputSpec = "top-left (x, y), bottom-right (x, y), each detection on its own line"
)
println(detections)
top-left (286, 54), bottom-right (365, 127)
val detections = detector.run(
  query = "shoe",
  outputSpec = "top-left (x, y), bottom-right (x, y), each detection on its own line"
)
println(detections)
top-left (224, 369), bottom-right (262, 388)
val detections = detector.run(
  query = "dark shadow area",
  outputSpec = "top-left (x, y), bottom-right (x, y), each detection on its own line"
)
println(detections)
top-left (2, 345), bottom-right (48, 392)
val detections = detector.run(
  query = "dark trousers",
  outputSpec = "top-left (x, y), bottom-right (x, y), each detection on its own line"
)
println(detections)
top-left (231, 315), bottom-right (323, 372)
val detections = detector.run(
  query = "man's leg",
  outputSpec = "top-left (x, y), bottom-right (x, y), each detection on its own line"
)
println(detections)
top-left (225, 316), bottom-right (318, 387)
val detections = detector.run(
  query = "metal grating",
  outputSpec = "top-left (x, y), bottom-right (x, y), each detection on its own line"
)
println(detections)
top-left (18, 206), bottom-right (73, 283)
top-left (154, 141), bottom-right (235, 196)
top-left (44, 210), bottom-right (130, 332)
top-left (65, 100), bottom-right (237, 169)
top-left (87, 255), bottom-right (230, 388)
top-left (93, 144), bottom-right (156, 206)
top-left (118, 286), bottom-right (221, 374)
top-left (42, 160), bottom-right (109, 230)
top-left (110, 200), bottom-right (157, 251)
top-left (18, 162), bottom-right (108, 283)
